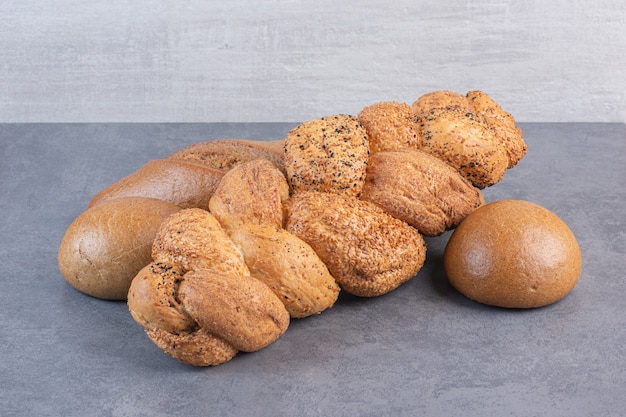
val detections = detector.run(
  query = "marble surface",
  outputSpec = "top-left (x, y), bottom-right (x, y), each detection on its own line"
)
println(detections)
top-left (1, 123), bottom-right (624, 417)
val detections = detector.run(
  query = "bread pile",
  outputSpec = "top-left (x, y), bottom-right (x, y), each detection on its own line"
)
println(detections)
top-left (58, 90), bottom-right (529, 366)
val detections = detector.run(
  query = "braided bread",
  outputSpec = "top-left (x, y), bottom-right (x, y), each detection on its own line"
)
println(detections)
top-left (58, 89), bottom-right (528, 366)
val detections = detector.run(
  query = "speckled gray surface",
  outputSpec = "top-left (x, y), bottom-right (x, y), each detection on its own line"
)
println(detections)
top-left (1, 123), bottom-right (624, 417)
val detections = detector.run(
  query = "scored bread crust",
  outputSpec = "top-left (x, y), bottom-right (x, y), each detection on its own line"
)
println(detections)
top-left (167, 139), bottom-right (286, 175)
top-left (361, 148), bottom-right (483, 237)
top-left (284, 191), bottom-right (427, 297)
top-left (284, 114), bottom-right (370, 198)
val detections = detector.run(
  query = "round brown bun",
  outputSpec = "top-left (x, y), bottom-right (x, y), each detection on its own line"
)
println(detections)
top-left (443, 200), bottom-right (582, 308)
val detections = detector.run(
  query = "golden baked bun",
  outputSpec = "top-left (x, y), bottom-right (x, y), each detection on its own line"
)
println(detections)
top-left (229, 224), bottom-right (340, 318)
top-left (357, 101), bottom-right (420, 153)
top-left (417, 105), bottom-right (509, 189)
top-left (443, 200), bottom-right (582, 308)
top-left (360, 148), bottom-right (483, 236)
top-left (151, 208), bottom-right (250, 276)
top-left (412, 90), bottom-right (470, 116)
top-left (284, 191), bottom-right (427, 297)
top-left (411, 90), bottom-right (526, 188)
top-left (128, 263), bottom-right (238, 365)
top-left (209, 159), bottom-right (290, 230)
top-left (466, 90), bottom-right (527, 168)
top-left (284, 114), bottom-right (370, 198)
top-left (58, 197), bottom-right (181, 300)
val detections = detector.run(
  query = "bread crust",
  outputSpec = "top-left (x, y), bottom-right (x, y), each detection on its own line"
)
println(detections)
top-left (284, 114), bottom-right (370, 197)
top-left (284, 191), bottom-right (426, 297)
top-left (151, 208), bottom-right (250, 276)
top-left (229, 224), bottom-right (340, 318)
top-left (444, 200), bottom-right (582, 308)
top-left (209, 159), bottom-right (290, 230)
top-left (146, 327), bottom-right (238, 367)
top-left (357, 101), bottom-right (420, 153)
top-left (88, 159), bottom-right (224, 209)
top-left (127, 262), bottom-right (196, 333)
top-left (58, 197), bottom-right (181, 300)
top-left (412, 90), bottom-right (470, 117)
top-left (466, 90), bottom-right (527, 168)
top-left (177, 270), bottom-right (290, 352)
top-left (417, 106), bottom-right (509, 188)
top-left (167, 139), bottom-right (286, 174)
top-left (361, 148), bottom-right (483, 236)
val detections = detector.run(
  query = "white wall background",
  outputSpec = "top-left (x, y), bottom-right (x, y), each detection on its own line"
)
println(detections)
top-left (1, 0), bottom-right (624, 123)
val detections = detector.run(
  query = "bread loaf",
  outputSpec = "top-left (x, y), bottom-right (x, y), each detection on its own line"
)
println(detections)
top-left (89, 159), bottom-right (224, 209)
top-left (127, 262), bottom-right (239, 366)
top-left (57, 88), bottom-right (535, 367)
top-left (411, 90), bottom-right (526, 188)
top-left (177, 270), bottom-right (290, 352)
top-left (466, 90), bottom-right (527, 168)
top-left (444, 200), bottom-right (582, 308)
top-left (151, 208), bottom-right (250, 276)
top-left (58, 197), bottom-right (181, 300)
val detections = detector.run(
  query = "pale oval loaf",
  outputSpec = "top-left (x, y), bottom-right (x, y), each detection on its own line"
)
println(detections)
top-left (284, 191), bottom-right (427, 297)
top-left (229, 224), bottom-right (340, 318)
top-left (58, 197), bottom-right (181, 300)
top-left (360, 148), bottom-right (483, 237)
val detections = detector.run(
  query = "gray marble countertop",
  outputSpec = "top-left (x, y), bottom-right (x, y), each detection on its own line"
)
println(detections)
top-left (1, 123), bottom-right (624, 417)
